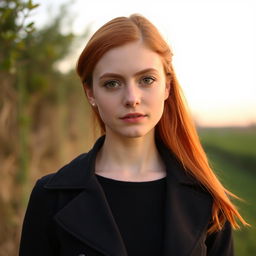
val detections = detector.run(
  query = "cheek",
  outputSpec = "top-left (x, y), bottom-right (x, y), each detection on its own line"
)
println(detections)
top-left (149, 86), bottom-right (166, 105)
top-left (148, 88), bottom-right (166, 116)
top-left (95, 95), bottom-right (117, 121)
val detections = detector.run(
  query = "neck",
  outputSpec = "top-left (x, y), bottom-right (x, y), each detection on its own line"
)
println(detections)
top-left (95, 131), bottom-right (166, 180)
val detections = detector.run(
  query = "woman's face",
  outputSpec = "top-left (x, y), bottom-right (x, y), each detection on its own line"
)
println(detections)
top-left (85, 41), bottom-right (170, 139)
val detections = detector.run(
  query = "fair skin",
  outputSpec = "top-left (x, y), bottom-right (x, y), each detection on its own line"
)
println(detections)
top-left (85, 40), bottom-right (170, 181)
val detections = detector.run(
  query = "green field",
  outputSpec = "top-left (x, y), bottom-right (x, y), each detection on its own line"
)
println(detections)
top-left (199, 126), bottom-right (256, 255)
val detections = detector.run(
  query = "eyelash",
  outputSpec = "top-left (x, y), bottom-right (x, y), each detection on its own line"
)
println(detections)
top-left (103, 76), bottom-right (156, 89)
top-left (140, 76), bottom-right (156, 85)
top-left (103, 80), bottom-right (120, 88)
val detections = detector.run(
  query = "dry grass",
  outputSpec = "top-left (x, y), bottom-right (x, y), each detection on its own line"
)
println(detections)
top-left (0, 73), bottom-right (94, 255)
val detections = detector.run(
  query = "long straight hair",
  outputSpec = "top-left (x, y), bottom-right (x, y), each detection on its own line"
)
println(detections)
top-left (76, 14), bottom-right (249, 233)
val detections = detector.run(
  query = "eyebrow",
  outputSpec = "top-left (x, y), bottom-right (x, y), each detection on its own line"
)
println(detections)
top-left (99, 68), bottom-right (159, 80)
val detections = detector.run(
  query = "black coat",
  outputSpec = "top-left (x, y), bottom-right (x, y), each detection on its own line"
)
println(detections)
top-left (19, 135), bottom-right (234, 256)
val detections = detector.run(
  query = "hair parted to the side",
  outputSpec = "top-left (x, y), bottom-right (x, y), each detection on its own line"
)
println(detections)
top-left (76, 14), bottom-right (249, 234)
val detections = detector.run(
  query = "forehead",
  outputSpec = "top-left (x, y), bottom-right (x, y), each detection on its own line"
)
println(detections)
top-left (93, 41), bottom-right (165, 77)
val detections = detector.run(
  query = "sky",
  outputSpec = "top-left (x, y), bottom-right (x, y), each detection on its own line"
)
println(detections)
top-left (32, 0), bottom-right (256, 127)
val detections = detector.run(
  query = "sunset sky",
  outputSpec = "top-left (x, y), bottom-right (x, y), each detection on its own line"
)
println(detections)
top-left (33, 0), bottom-right (256, 127)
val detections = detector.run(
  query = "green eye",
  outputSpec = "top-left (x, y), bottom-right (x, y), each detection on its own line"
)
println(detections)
top-left (141, 76), bottom-right (156, 85)
top-left (104, 80), bottom-right (120, 88)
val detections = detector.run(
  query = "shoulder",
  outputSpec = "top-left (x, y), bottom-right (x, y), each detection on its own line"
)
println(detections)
top-left (26, 153), bottom-right (89, 211)
top-left (29, 152), bottom-right (88, 195)
top-left (38, 136), bottom-right (108, 190)
top-left (39, 152), bottom-right (90, 189)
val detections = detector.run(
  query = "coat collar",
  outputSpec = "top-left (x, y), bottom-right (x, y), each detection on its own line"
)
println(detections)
top-left (44, 135), bottom-right (212, 256)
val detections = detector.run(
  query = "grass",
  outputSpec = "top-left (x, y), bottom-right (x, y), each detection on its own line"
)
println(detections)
top-left (199, 126), bottom-right (256, 157)
top-left (198, 127), bottom-right (256, 256)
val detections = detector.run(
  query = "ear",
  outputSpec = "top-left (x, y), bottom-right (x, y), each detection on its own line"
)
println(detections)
top-left (83, 84), bottom-right (96, 105)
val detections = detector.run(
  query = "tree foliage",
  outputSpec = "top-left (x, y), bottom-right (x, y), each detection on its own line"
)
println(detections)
top-left (0, 0), bottom-right (39, 72)
top-left (0, 1), bottom-right (90, 255)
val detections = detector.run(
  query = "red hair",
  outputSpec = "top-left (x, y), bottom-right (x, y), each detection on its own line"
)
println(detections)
top-left (76, 14), bottom-right (249, 233)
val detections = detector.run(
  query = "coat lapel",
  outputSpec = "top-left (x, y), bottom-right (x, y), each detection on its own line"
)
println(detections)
top-left (45, 136), bottom-right (128, 256)
top-left (54, 178), bottom-right (128, 256)
top-left (156, 140), bottom-right (213, 256)
top-left (45, 135), bottom-right (213, 256)
top-left (163, 176), bottom-right (212, 255)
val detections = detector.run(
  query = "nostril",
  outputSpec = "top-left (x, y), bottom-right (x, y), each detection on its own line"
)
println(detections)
top-left (125, 99), bottom-right (140, 107)
top-left (126, 103), bottom-right (139, 108)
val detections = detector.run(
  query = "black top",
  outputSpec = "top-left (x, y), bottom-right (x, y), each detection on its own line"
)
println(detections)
top-left (96, 174), bottom-right (167, 256)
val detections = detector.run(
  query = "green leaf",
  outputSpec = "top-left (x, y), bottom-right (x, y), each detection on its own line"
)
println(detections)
top-left (30, 4), bottom-right (40, 10)
top-left (26, 21), bottom-right (34, 28)
top-left (27, 0), bottom-right (33, 9)
top-left (27, 0), bottom-right (40, 10)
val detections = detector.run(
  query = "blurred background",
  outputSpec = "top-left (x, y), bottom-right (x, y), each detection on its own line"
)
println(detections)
top-left (0, 0), bottom-right (255, 255)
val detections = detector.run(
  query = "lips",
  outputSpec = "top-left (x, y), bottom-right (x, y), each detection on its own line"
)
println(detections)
top-left (121, 113), bottom-right (146, 119)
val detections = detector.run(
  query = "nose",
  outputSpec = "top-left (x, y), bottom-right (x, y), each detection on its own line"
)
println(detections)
top-left (123, 83), bottom-right (141, 108)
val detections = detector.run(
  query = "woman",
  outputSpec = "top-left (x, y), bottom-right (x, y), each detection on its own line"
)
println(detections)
top-left (19, 14), bottom-right (248, 256)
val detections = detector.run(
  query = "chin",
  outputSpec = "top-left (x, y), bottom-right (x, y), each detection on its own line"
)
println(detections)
top-left (119, 128), bottom-right (153, 139)
top-left (124, 133), bottom-right (144, 139)
top-left (106, 124), bottom-right (154, 139)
